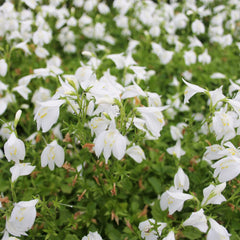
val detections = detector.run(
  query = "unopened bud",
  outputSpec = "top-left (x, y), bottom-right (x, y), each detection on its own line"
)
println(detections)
top-left (14, 110), bottom-right (22, 128)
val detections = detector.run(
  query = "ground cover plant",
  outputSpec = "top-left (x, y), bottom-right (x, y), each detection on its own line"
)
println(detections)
top-left (0, 0), bottom-right (240, 239)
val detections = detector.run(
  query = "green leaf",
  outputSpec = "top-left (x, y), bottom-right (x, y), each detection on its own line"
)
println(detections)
top-left (61, 184), bottom-right (73, 194)
top-left (182, 226), bottom-right (203, 239)
top-left (106, 223), bottom-right (122, 240)
top-left (65, 234), bottom-right (79, 240)
top-left (148, 176), bottom-right (161, 194)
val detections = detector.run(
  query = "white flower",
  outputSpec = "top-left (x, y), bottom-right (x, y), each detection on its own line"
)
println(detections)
top-left (6, 199), bottom-right (38, 237)
top-left (183, 209), bottom-right (208, 233)
top-left (198, 49), bottom-right (211, 64)
top-left (174, 168), bottom-right (189, 191)
top-left (184, 50), bottom-right (197, 66)
top-left (126, 145), bottom-right (146, 163)
top-left (160, 187), bottom-right (193, 215)
top-left (138, 219), bottom-right (167, 240)
top-left (212, 156), bottom-right (240, 182)
top-left (94, 128), bottom-right (127, 162)
top-left (137, 106), bottom-right (167, 139)
top-left (207, 218), bottom-right (231, 240)
top-left (182, 79), bottom-right (205, 104)
top-left (202, 144), bottom-right (225, 164)
top-left (88, 116), bottom-right (111, 136)
top-left (13, 85), bottom-right (31, 100)
top-left (0, 59), bottom-right (8, 77)
top-left (10, 163), bottom-right (35, 182)
top-left (82, 231), bottom-right (102, 240)
top-left (212, 109), bottom-right (236, 142)
top-left (21, 0), bottom-right (39, 9)
top-left (210, 72), bottom-right (226, 79)
top-left (121, 83), bottom-right (146, 99)
top-left (191, 19), bottom-right (205, 35)
top-left (167, 140), bottom-right (185, 159)
top-left (209, 86), bottom-right (225, 107)
top-left (97, 2), bottom-right (110, 14)
top-left (4, 133), bottom-right (25, 163)
top-left (34, 99), bottom-right (65, 133)
top-left (163, 231), bottom-right (175, 240)
top-left (201, 182), bottom-right (226, 206)
top-left (41, 140), bottom-right (65, 171)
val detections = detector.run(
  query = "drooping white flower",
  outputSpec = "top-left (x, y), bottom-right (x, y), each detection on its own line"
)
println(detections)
top-left (2, 230), bottom-right (20, 240)
top-left (202, 144), bottom-right (225, 164)
top-left (82, 231), bottom-right (102, 240)
top-left (160, 187), bottom-right (193, 215)
top-left (10, 163), bottom-right (35, 182)
top-left (174, 168), bottom-right (189, 191)
top-left (212, 109), bottom-right (236, 142)
top-left (34, 99), bottom-right (65, 133)
top-left (207, 218), bottom-right (231, 240)
top-left (209, 86), bottom-right (225, 107)
top-left (184, 50), bottom-right (197, 66)
top-left (6, 199), bottom-right (38, 237)
top-left (182, 79), bottom-right (205, 104)
top-left (94, 128), bottom-right (127, 162)
top-left (151, 42), bottom-right (173, 65)
top-left (191, 19), bottom-right (205, 35)
top-left (13, 85), bottom-right (31, 100)
top-left (162, 231), bottom-right (175, 240)
top-left (126, 145), bottom-right (146, 163)
top-left (167, 140), bottom-right (185, 159)
top-left (201, 182), bottom-right (226, 206)
top-left (4, 133), bottom-right (25, 163)
top-left (198, 49), bottom-right (211, 64)
top-left (212, 156), bottom-right (240, 182)
top-left (0, 59), bottom-right (8, 77)
top-left (88, 116), bottom-right (111, 136)
top-left (121, 83), bottom-right (146, 99)
top-left (21, 0), bottom-right (39, 9)
top-left (210, 72), bottom-right (226, 79)
top-left (138, 219), bottom-right (167, 240)
top-left (183, 209), bottom-right (208, 233)
top-left (137, 106), bottom-right (167, 139)
top-left (41, 140), bottom-right (65, 171)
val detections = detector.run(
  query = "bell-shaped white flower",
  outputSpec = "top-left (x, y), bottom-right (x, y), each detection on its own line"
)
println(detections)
top-left (191, 19), bottom-right (205, 35)
top-left (201, 182), bottom-right (226, 206)
top-left (182, 79), bottom-right (205, 104)
top-left (198, 49), bottom-right (211, 64)
top-left (167, 140), bottom-right (185, 159)
top-left (4, 133), bottom-right (25, 163)
top-left (126, 145), bottom-right (146, 163)
top-left (160, 187), bottom-right (193, 215)
top-left (203, 144), bottom-right (225, 164)
top-left (183, 209), bottom-right (208, 233)
top-left (212, 109), bottom-right (236, 142)
top-left (184, 50), bottom-right (197, 66)
top-left (163, 231), bottom-right (175, 240)
top-left (137, 106), bottom-right (168, 139)
top-left (174, 168), bottom-right (189, 191)
top-left (82, 231), bottom-right (103, 240)
top-left (88, 116), bottom-right (111, 136)
top-left (41, 140), bottom-right (65, 171)
top-left (94, 128), bottom-right (127, 162)
top-left (34, 99), bottom-right (65, 133)
top-left (2, 230), bottom-right (20, 240)
top-left (138, 219), bottom-right (167, 240)
top-left (209, 86), bottom-right (225, 107)
top-left (6, 199), bottom-right (38, 237)
top-left (0, 59), bottom-right (8, 77)
top-left (10, 163), bottom-right (35, 182)
top-left (212, 156), bottom-right (240, 182)
top-left (207, 218), bottom-right (231, 240)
